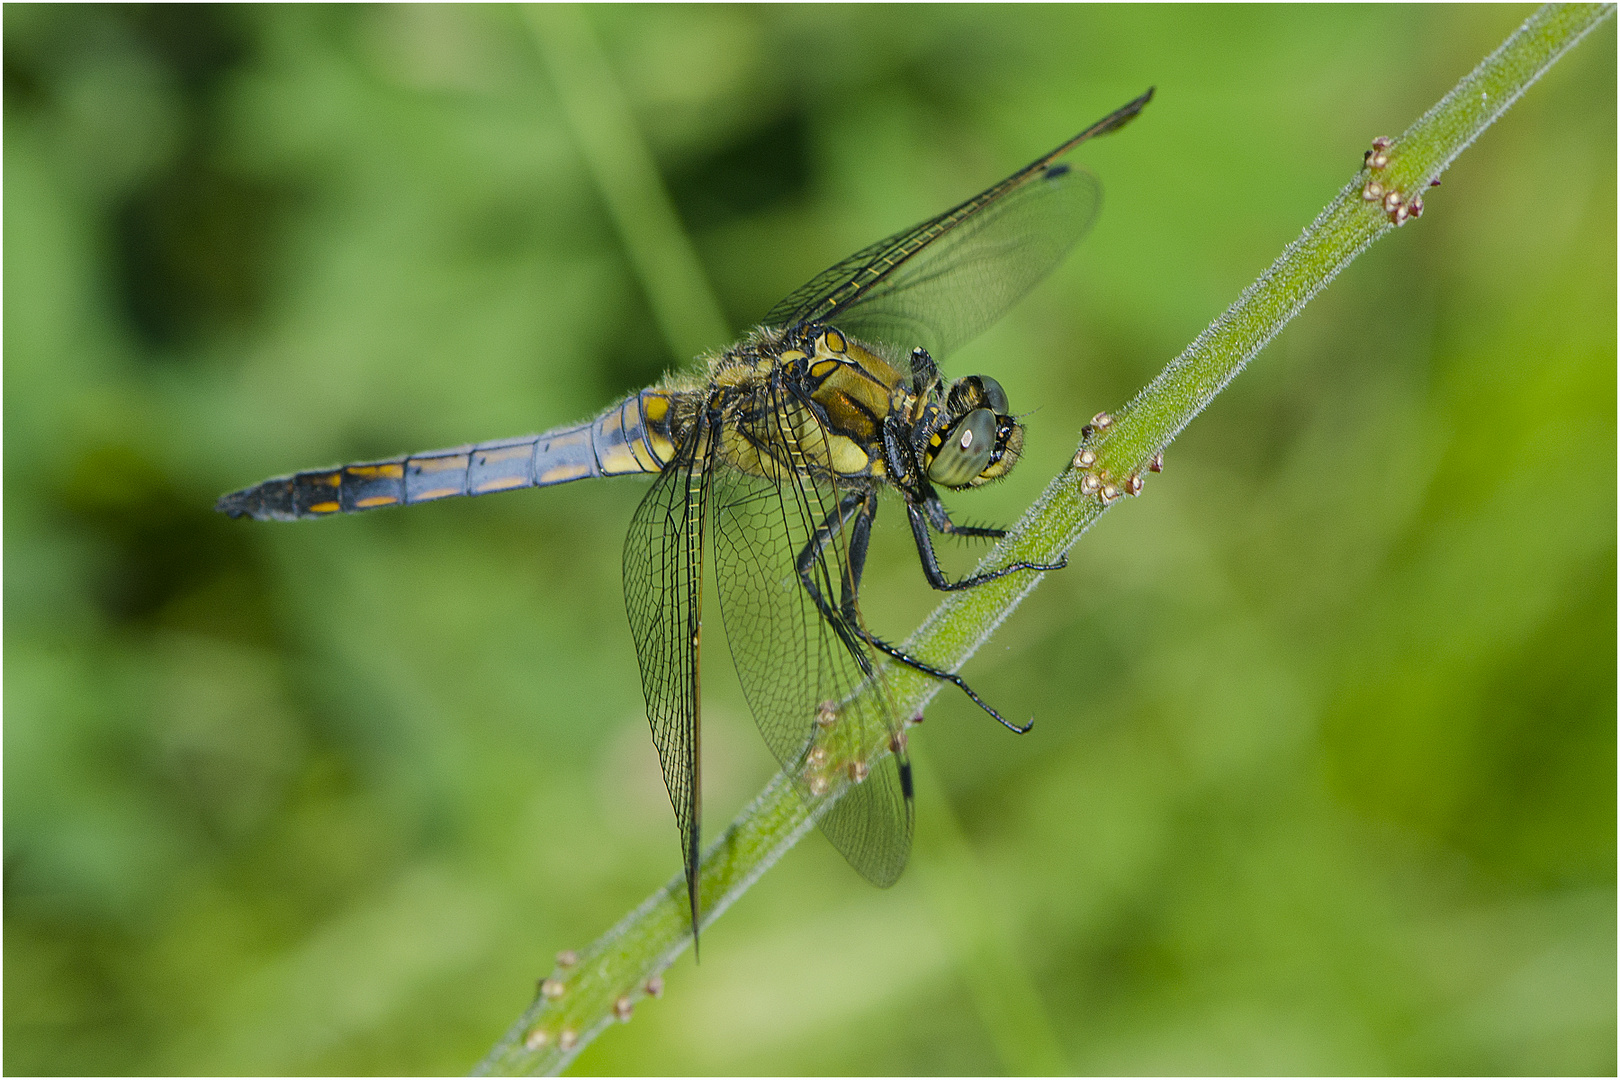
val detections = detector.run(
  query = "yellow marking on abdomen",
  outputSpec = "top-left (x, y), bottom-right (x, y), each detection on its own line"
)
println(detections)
top-left (539, 461), bottom-right (592, 485)
top-left (596, 440), bottom-right (645, 475)
top-left (471, 475), bottom-right (527, 493)
top-left (627, 433), bottom-right (660, 471)
top-left (346, 463), bottom-right (405, 479)
top-left (413, 455), bottom-right (469, 473)
top-left (355, 495), bottom-right (399, 508)
top-left (646, 430), bottom-right (675, 463)
top-left (415, 487), bottom-right (461, 501)
top-left (476, 446), bottom-right (531, 465)
top-left (309, 501), bottom-right (340, 513)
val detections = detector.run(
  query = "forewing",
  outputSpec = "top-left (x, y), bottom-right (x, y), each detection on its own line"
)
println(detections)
top-left (841, 167), bottom-right (1100, 362)
top-left (710, 387), bottom-right (912, 886)
top-left (763, 91), bottom-right (1151, 361)
top-left (623, 435), bottom-right (709, 929)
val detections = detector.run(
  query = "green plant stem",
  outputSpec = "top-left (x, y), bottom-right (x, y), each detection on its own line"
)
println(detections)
top-left (477, 5), bottom-right (1611, 1074)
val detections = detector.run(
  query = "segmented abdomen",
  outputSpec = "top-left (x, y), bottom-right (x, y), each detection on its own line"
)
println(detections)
top-left (216, 390), bottom-right (679, 521)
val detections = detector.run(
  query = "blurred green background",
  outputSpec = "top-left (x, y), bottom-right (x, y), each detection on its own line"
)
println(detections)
top-left (5, 4), bottom-right (1614, 1074)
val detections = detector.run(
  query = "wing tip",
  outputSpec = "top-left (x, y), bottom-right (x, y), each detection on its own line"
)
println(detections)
top-left (688, 859), bottom-right (702, 961)
top-left (1092, 86), bottom-right (1156, 138)
top-left (1042, 87), bottom-right (1156, 170)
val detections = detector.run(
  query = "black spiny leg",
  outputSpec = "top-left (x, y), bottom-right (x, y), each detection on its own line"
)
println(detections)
top-left (796, 491), bottom-right (1031, 735)
top-left (923, 497), bottom-right (1005, 540)
top-left (908, 347), bottom-right (941, 395)
top-left (906, 497), bottom-right (1067, 592)
top-left (795, 493), bottom-right (878, 676)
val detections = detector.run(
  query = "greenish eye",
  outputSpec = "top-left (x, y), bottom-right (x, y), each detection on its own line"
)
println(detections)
top-left (927, 408), bottom-right (997, 487)
top-left (946, 374), bottom-right (1010, 415)
top-left (976, 375), bottom-right (1009, 414)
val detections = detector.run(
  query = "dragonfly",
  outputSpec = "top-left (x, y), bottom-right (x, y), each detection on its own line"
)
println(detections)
top-left (219, 89), bottom-right (1152, 943)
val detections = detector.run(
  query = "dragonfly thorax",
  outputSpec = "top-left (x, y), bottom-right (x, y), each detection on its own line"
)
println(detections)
top-left (698, 324), bottom-right (909, 484)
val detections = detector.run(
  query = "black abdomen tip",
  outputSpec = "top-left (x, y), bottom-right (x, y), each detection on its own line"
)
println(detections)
top-left (215, 477), bottom-right (298, 521)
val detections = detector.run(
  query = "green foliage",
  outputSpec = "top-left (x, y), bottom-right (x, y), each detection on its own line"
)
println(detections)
top-left (5, 5), bottom-right (1613, 1075)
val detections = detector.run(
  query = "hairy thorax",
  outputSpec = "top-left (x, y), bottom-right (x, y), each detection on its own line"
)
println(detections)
top-left (657, 325), bottom-right (917, 485)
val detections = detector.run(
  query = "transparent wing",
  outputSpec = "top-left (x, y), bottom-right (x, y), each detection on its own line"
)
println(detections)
top-left (710, 386), bottom-right (912, 886)
top-left (763, 90), bottom-right (1151, 361)
top-left (831, 167), bottom-right (1097, 362)
top-left (622, 433), bottom-right (709, 932)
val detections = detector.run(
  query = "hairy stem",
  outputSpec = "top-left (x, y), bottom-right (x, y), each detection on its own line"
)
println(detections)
top-left (477, 5), bottom-right (1612, 1074)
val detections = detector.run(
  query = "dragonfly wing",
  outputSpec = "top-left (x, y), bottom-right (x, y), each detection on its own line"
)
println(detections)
top-left (832, 166), bottom-right (1099, 362)
top-left (763, 90), bottom-right (1151, 361)
top-left (710, 385), bottom-right (912, 886)
top-left (623, 432), bottom-right (710, 937)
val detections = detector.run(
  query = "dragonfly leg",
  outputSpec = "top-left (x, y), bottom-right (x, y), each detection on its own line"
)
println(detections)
top-left (827, 495), bottom-right (1032, 736)
top-left (923, 496), bottom-right (1005, 540)
top-left (794, 492), bottom-right (878, 678)
top-left (908, 346), bottom-right (941, 394)
top-left (882, 420), bottom-right (919, 486)
top-left (907, 500), bottom-right (1067, 592)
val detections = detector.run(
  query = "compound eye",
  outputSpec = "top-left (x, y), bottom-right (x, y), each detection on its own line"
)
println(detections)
top-left (927, 408), bottom-right (997, 487)
top-left (946, 374), bottom-right (1010, 415)
top-left (975, 375), bottom-right (1009, 414)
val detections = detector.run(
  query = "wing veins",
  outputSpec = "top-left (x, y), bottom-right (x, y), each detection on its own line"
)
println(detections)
top-left (762, 90), bottom-right (1152, 336)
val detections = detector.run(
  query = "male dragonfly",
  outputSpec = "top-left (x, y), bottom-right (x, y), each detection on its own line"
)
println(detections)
top-left (220, 90), bottom-right (1153, 943)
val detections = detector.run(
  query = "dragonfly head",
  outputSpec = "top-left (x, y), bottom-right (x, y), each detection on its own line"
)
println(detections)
top-left (924, 375), bottom-right (1023, 489)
